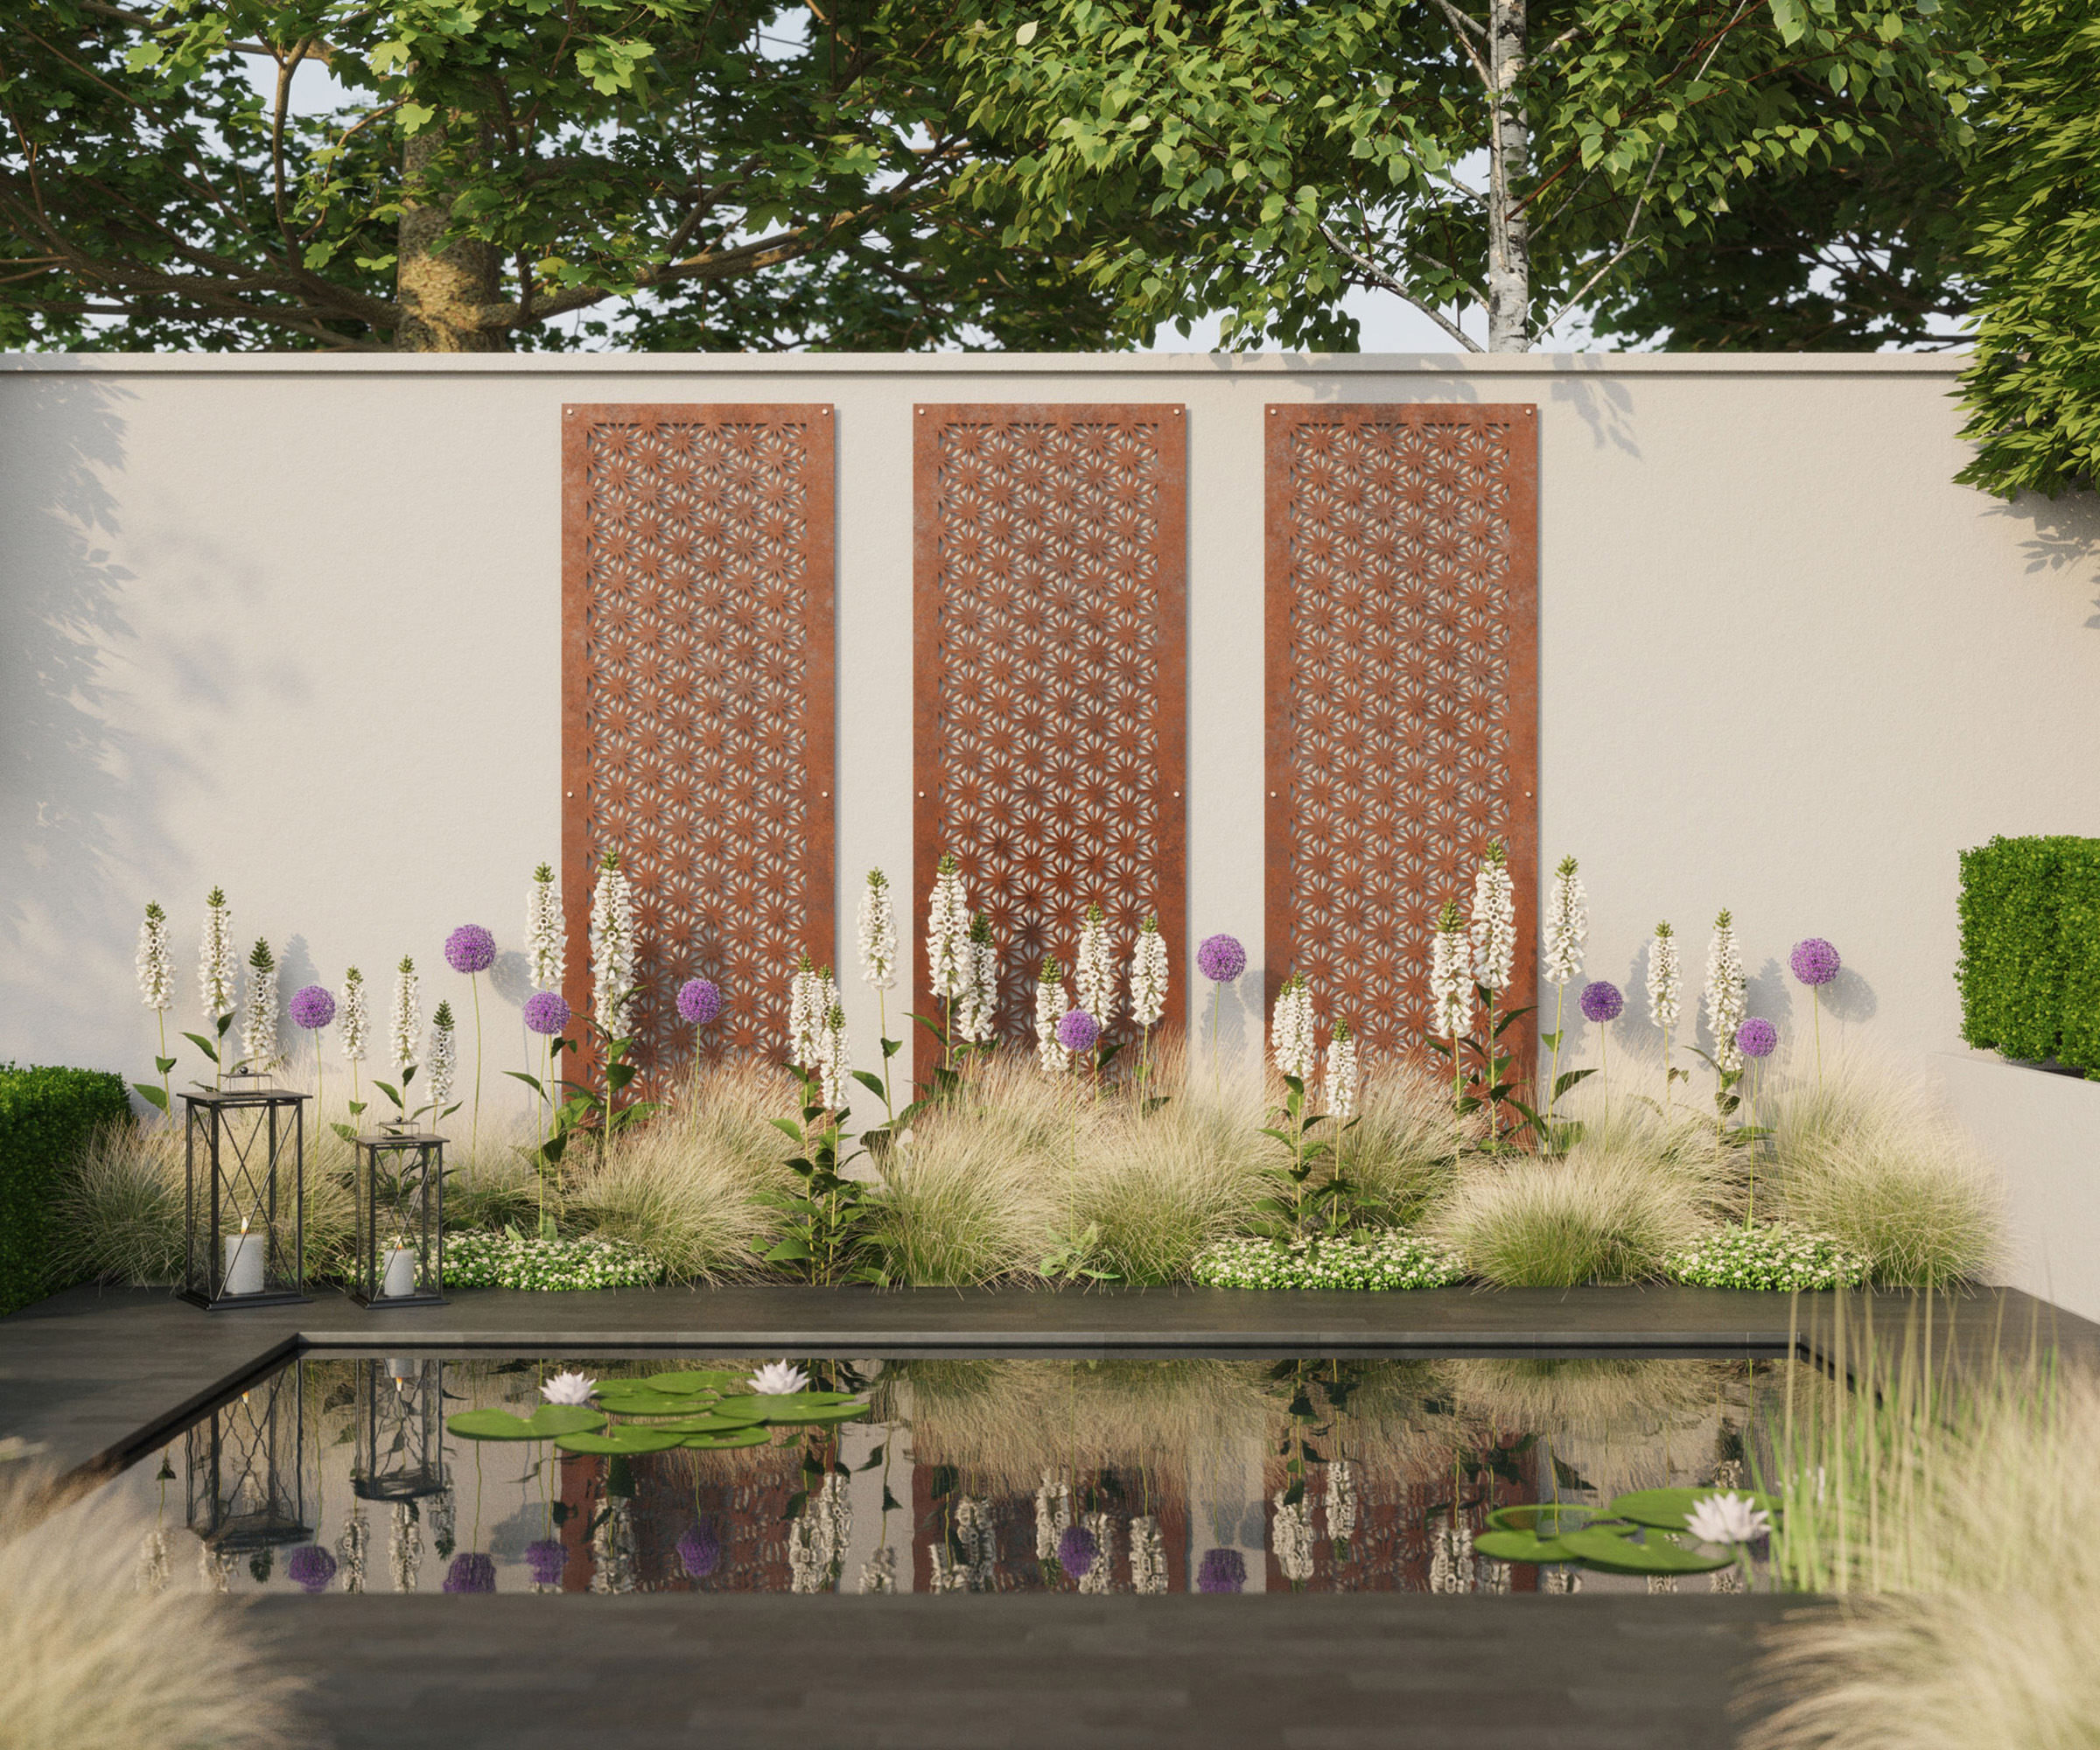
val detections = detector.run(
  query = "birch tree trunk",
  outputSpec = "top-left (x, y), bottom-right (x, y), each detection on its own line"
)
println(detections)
top-left (1485, 0), bottom-right (1532, 352)
top-left (396, 126), bottom-right (507, 352)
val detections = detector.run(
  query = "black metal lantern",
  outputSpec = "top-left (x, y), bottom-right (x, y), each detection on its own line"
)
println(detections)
top-left (186, 1358), bottom-right (311, 1551)
top-left (179, 1074), bottom-right (310, 1309)
top-left (351, 1128), bottom-right (447, 1308)
top-left (351, 1358), bottom-right (447, 1502)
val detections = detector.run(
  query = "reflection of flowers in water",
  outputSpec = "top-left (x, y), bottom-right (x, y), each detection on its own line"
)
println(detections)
top-left (287, 1545), bottom-right (338, 1593)
top-left (389, 1502), bottom-right (422, 1592)
top-left (199, 1544), bottom-right (236, 1593)
top-left (1541, 1566), bottom-right (1582, 1594)
top-left (1129, 1516), bottom-right (1166, 1596)
top-left (928, 1544), bottom-right (965, 1592)
top-left (526, 1538), bottom-right (567, 1591)
top-left (429, 1487), bottom-right (457, 1560)
top-left (1075, 1512), bottom-right (1114, 1593)
top-left (443, 1552), bottom-right (495, 1593)
top-left (788, 1473), bottom-right (850, 1593)
top-left (337, 1505), bottom-right (368, 1593)
top-left (858, 1545), bottom-right (896, 1594)
top-left (1710, 1565), bottom-right (1744, 1593)
top-left (592, 1496), bottom-right (638, 1595)
top-left (1429, 1522), bottom-right (1476, 1595)
top-left (1646, 1574), bottom-right (1678, 1594)
top-left (954, 1496), bottom-right (995, 1592)
top-left (135, 1529), bottom-right (170, 1594)
top-left (1195, 1547), bottom-right (1246, 1593)
top-left (1272, 1492), bottom-right (1314, 1585)
top-left (677, 1521), bottom-right (721, 1580)
top-left (1056, 1522), bottom-right (1098, 1586)
top-left (1325, 1460), bottom-right (1358, 1545)
top-left (1033, 1472), bottom-right (1074, 1561)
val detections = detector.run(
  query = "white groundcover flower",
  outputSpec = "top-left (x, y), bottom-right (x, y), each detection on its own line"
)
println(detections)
top-left (1430, 904), bottom-right (1473, 1039)
top-left (1033, 960), bottom-right (1069, 1074)
top-left (1684, 1491), bottom-right (1772, 1546)
top-left (200, 887), bottom-right (237, 1022)
top-left (1648, 921), bottom-right (1681, 1032)
top-left (1468, 843), bottom-right (1517, 993)
top-left (136, 904), bottom-right (172, 1012)
top-left (540, 1370), bottom-right (597, 1405)
top-left (1128, 915), bottom-right (1169, 1029)
top-left (1324, 1022), bottom-right (1359, 1122)
top-left (526, 862), bottom-right (564, 991)
top-left (1544, 855), bottom-right (1587, 987)
top-left (341, 968), bottom-right (368, 1065)
top-left (748, 1361), bottom-right (810, 1396)
top-left (1270, 975), bottom-right (1317, 1082)
top-left (390, 957), bottom-right (421, 1077)
top-left (1074, 904), bottom-right (1117, 1028)
top-left (1704, 908), bottom-right (1747, 1074)
top-left (858, 868), bottom-right (897, 990)
top-left (590, 850), bottom-right (637, 1036)
top-left (926, 855), bottom-right (971, 1004)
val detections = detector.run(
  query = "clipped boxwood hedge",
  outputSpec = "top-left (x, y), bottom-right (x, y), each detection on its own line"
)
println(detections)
top-left (0, 1061), bottom-right (131, 1316)
top-left (1957, 836), bottom-right (2100, 1078)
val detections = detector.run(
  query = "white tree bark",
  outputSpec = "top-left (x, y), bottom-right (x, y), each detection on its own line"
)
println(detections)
top-left (1485, 0), bottom-right (1532, 351)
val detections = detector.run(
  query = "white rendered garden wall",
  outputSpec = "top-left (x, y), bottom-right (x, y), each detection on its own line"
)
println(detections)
top-left (3, 351), bottom-right (2096, 1292)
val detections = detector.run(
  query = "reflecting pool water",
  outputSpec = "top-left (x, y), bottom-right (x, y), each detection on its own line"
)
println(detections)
top-left (111, 1354), bottom-right (1784, 1597)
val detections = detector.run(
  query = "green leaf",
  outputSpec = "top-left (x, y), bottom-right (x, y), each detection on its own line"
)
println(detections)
top-left (1558, 1526), bottom-right (1735, 1575)
top-left (134, 1082), bottom-right (170, 1112)
top-left (447, 1405), bottom-right (607, 1442)
top-left (554, 1426), bottom-right (685, 1455)
top-left (851, 1070), bottom-right (888, 1102)
top-left (1607, 1487), bottom-right (1781, 1531)
top-left (680, 1426), bottom-right (770, 1450)
top-left (641, 1370), bottom-right (745, 1395)
top-left (181, 1032), bottom-right (221, 1064)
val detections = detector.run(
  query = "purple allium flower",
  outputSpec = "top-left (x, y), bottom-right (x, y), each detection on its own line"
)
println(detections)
top-left (676, 977), bottom-right (722, 1027)
top-left (286, 1544), bottom-right (337, 1593)
top-left (288, 984), bottom-right (336, 1031)
top-left (1790, 938), bottom-right (1841, 987)
top-left (443, 1552), bottom-right (497, 1594)
top-left (525, 1538), bottom-right (567, 1587)
top-left (677, 1521), bottom-right (722, 1579)
top-left (523, 990), bottom-right (571, 1037)
top-left (1736, 1018), bottom-right (1778, 1060)
top-left (1578, 980), bottom-right (1624, 1024)
top-left (1195, 1547), bottom-right (1247, 1593)
top-left (444, 924), bottom-right (497, 976)
top-left (1057, 1522), bottom-right (1099, 1580)
top-left (1055, 1009), bottom-right (1100, 1054)
top-left (1197, 934), bottom-right (1247, 984)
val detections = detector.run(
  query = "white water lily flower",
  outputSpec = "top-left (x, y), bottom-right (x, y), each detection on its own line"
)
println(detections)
top-left (539, 1370), bottom-right (598, 1405)
top-left (1704, 908), bottom-right (1747, 1074)
top-left (1684, 1491), bottom-right (1771, 1546)
top-left (1468, 841), bottom-right (1516, 993)
top-left (748, 1361), bottom-right (810, 1396)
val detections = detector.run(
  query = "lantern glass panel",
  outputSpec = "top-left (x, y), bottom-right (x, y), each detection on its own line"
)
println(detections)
top-left (352, 1130), bottom-right (447, 1307)
top-left (186, 1359), bottom-right (310, 1552)
top-left (179, 1077), bottom-right (310, 1309)
top-left (353, 1358), bottom-right (447, 1502)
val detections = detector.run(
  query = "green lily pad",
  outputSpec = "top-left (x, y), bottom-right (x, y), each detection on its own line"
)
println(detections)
top-left (1558, 1526), bottom-right (1736, 1575)
top-left (1473, 1528), bottom-right (1580, 1564)
top-left (647, 1410), bottom-right (768, 1434)
top-left (447, 1405), bottom-right (606, 1442)
top-left (680, 1426), bottom-right (772, 1450)
top-left (1608, 1488), bottom-right (1781, 1532)
top-left (710, 1392), bottom-right (862, 1424)
top-left (641, 1371), bottom-right (743, 1395)
top-left (1486, 1503), bottom-right (1597, 1536)
top-left (553, 1426), bottom-right (686, 1455)
top-left (592, 1393), bottom-right (718, 1418)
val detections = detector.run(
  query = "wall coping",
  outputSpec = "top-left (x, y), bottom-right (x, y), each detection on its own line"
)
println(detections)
top-left (0, 350), bottom-right (1969, 382)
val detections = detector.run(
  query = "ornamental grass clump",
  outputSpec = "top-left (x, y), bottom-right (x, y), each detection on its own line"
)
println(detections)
top-left (0, 1468), bottom-right (309, 1750)
top-left (1344, 1059), bottom-right (1472, 1227)
top-left (1760, 1052), bottom-right (2001, 1286)
top-left (566, 1061), bottom-right (798, 1281)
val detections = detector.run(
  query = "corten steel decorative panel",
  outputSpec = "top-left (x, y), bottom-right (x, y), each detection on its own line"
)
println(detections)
top-left (562, 405), bottom-right (835, 1087)
top-left (1265, 404), bottom-right (1539, 1067)
top-left (914, 404), bottom-right (1187, 1069)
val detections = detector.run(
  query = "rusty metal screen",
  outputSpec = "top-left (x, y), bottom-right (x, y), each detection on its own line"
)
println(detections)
top-left (1265, 404), bottom-right (1539, 1063)
top-left (561, 404), bottom-right (835, 1082)
top-left (914, 403), bottom-right (1188, 1066)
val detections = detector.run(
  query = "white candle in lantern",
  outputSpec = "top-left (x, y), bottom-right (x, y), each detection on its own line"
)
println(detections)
top-left (382, 1242), bottom-right (417, 1299)
top-left (222, 1222), bottom-right (265, 1297)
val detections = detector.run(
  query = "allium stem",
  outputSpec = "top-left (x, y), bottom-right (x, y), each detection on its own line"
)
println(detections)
top-left (470, 975), bottom-right (483, 1188)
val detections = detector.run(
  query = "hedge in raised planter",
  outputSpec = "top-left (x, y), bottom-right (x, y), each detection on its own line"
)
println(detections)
top-left (1956, 835), bottom-right (2100, 1077)
top-left (0, 1062), bottom-right (131, 1315)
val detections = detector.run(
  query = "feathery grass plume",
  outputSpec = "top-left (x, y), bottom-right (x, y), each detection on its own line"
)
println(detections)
top-left (427, 1001), bottom-right (457, 1106)
top-left (1742, 1311), bottom-right (2096, 1750)
top-left (136, 901), bottom-right (173, 1111)
top-left (1074, 902), bottom-right (1117, 1033)
top-left (1078, 1042), bottom-right (1266, 1284)
top-left (240, 939), bottom-right (279, 1073)
top-left (1270, 973), bottom-right (1317, 1082)
top-left (1648, 920), bottom-right (1682, 1101)
top-left (340, 966), bottom-right (368, 1103)
top-left (589, 849), bottom-right (637, 1037)
top-left (1760, 1049), bottom-right (2002, 1285)
top-left (957, 914), bottom-right (998, 1047)
top-left (1429, 1144), bottom-right (1716, 1286)
top-left (1704, 908), bottom-right (1747, 1075)
top-left (199, 886), bottom-right (237, 1025)
top-left (1346, 1059), bottom-right (1470, 1227)
top-left (389, 956), bottom-right (421, 1082)
top-left (526, 861), bottom-right (564, 991)
top-left (0, 1466), bottom-right (309, 1749)
top-left (569, 1062), bottom-right (799, 1280)
top-left (868, 1053), bottom-right (1067, 1284)
top-left (925, 853), bottom-right (971, 1064)
top-left (1033, 956), bottom-right (1070, 1075)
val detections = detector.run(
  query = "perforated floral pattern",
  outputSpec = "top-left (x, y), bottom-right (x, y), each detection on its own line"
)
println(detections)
top-left (1265, 406), bottom-right (1537, 1063)
top-left (914, 406), bottom-right (1187, 1060)
top-left (563, 406), bottom-right (834, 1084)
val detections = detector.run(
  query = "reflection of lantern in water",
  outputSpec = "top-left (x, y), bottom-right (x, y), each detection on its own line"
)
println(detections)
top-left (186, 1362), bottom-right (311, 1552)
top-left (351, 1359), bottom-right (447, 1504)
top-left (179, 1075), bottom-right (311, 1309)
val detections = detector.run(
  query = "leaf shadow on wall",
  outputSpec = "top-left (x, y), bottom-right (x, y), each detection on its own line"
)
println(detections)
top-left (1984, 491), bottom-right (2100, 630)
top-left (0, 378), bottom-right (178, 1054)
